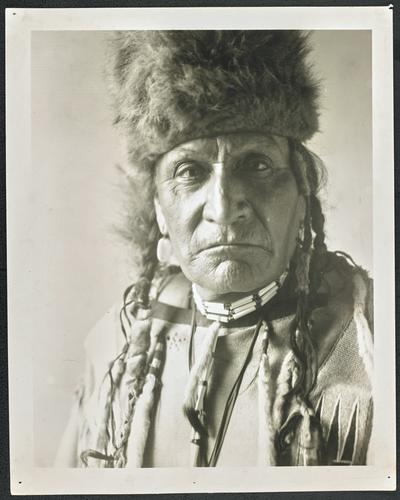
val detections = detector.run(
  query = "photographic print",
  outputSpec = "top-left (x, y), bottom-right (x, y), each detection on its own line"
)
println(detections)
top-left (6, 6), bottom-right (395, 494)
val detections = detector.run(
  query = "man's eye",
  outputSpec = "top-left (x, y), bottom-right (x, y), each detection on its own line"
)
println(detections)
top-left (174, 162), bottom-right (206, 181)
top-left (240, 154), bottom-right (274, 175)
top-left (252, 161), bottom-right (271, 172)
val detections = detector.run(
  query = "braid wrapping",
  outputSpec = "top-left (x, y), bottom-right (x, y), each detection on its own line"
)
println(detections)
top-left (117, 336), bottom-right (165, 467)
top-left (81, 357), bottom-right (126, 467)
top-left (112, 293), bottom-right (154, 466)
top-left (272, 350), bottom-right (297, 431)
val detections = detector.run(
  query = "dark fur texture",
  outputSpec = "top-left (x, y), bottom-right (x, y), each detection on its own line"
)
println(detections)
top-left (107, 30), bottom-right (320, 166)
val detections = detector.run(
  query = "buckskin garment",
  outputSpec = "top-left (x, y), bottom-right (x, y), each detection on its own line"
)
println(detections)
top-left (55, 261), bottom-right (373, 468)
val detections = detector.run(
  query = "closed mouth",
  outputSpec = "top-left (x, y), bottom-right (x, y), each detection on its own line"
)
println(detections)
top-left (201, 242), bottom-right (269, 252)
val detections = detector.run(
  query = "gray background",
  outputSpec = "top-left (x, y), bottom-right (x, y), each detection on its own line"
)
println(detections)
top-left (31, 30), bottom-right (372, 466)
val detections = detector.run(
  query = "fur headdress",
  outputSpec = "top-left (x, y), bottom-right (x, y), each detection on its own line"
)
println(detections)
top-left (108, 30), bottom-right (320, 166)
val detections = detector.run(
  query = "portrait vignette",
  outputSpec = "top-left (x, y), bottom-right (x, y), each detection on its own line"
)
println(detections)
top-left (6, 6), bottom-right (395, 495)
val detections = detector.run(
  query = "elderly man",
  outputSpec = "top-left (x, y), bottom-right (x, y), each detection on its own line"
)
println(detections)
top-left (55, 30), bottom-right (373, 468)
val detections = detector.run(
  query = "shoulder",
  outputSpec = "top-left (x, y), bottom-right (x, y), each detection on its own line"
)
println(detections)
top-left (81, 271), bottom-right (190, 367)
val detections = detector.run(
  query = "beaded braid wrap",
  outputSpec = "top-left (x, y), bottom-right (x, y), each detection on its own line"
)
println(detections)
top-left (113, 296), bottom-right (152, 468)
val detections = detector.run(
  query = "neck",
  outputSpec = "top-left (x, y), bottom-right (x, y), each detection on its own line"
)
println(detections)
top-left (194, 273), bottom-right (285, 303)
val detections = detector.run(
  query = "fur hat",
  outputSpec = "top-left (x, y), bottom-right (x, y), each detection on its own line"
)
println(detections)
top-left (108, 30), bottom-right (320, 165)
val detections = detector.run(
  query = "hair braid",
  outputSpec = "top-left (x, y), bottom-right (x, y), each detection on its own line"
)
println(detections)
top-left (272, 140), bottom-right (326, 463)
top-left (299, 147), bottom-right (329, 295)
top-left (288, 140), bottom-right (318, 399)
top-left (309, 194), bottom-right (328, 294)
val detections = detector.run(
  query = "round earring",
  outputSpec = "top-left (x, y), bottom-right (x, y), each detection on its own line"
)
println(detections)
top-left (157, 235), bottom-right (173, 263)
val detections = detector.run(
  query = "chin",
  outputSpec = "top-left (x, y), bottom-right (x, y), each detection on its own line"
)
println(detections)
top-left (193, 259), bottom-right (270, 295)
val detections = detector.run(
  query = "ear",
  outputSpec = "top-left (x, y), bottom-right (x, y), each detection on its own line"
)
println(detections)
top-left (154, 198), bottom-right (168, 236)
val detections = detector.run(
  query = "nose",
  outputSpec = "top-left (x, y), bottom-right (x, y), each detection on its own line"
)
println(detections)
top-left (203, 163), bottom-right (251, 225)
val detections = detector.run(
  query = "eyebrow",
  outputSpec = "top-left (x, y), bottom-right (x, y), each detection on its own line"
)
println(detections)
top-left (167, 147), bottom-right (212, 160)
top-left (173, 146), bottom-right (199, 154)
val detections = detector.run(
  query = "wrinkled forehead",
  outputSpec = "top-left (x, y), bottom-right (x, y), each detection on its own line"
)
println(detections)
top-left (158, 133), bottom-right (290, 165)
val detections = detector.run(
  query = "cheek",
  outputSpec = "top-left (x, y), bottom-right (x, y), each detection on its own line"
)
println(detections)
top-left (257, 178), bottom-right (302, 252)
top-left (156, 187), bottom-right (200, 256)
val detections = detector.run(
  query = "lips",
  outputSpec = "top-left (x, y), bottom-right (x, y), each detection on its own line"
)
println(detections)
top-left (204, 242), bottom-right (265, 249)
top-left (199, 241), bottom-right (271, 254)
top-left (196, 228), bottom-right (271, 254)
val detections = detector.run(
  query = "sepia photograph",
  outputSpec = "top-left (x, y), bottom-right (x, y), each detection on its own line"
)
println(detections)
top-left (6, 6), bottom-right (395, 494)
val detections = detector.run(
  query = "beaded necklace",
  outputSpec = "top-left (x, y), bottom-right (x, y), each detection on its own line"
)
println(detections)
top-left (192, 271), bottom-right (288, 323)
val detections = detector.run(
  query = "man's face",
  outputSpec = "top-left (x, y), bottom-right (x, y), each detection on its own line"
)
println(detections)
top-left (154, 132), bottom-right (305, 299)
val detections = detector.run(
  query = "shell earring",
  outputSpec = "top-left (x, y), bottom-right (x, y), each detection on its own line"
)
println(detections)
top-left (157, 235), bottom-right (173, 263)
